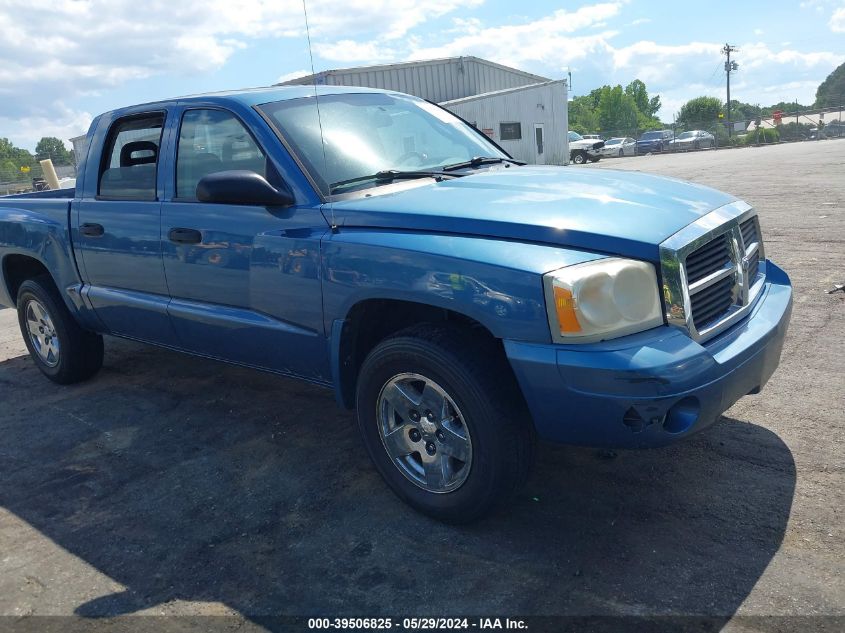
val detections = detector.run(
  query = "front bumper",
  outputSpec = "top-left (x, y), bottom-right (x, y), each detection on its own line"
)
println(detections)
top-left (505, 261), bottom-right (792, 448)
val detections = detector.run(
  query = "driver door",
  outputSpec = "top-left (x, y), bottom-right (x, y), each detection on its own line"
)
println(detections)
top-left (160, 106), bottom-right (329, 381)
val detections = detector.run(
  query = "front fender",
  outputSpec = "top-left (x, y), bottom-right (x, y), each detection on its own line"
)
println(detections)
top-left (321, 229), bottom-right (604, 342)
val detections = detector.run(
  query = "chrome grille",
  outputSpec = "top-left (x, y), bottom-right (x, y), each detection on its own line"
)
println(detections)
top-left (685, 233), bottom-right (731, 284)
top-left (740, 218), bottom-right (757, 246)
top-left (660, 201), bottom-right (766, 342)
top-left (684, 233), bottom-right (738, 330)
top-left (690, 274), bottom-right (736, 329)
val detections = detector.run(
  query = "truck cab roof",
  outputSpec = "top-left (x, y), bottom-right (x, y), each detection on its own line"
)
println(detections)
top-left (100, 85), bottom-right (395, 119)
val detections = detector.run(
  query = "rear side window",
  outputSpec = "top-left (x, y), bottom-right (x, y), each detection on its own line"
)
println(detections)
top-left (176, 109), bottom-right (267, 199)
top-left (98, 113), bottom-right (165, 200)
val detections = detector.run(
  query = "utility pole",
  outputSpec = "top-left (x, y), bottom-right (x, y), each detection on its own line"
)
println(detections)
top-left (722, 44), bottom-right (738, 137)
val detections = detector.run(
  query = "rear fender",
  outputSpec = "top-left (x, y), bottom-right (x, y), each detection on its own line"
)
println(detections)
top-left (0, 202), bottom-right (98, 328)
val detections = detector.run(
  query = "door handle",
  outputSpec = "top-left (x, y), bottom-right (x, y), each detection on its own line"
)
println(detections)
top-left (80, 223), bottom-right (105, 237)
top-left (168, 228), bottom-right (202, 244)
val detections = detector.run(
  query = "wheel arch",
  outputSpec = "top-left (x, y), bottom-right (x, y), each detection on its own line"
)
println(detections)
top-left (1, 253), bottom-right (53, 306)
top-left (330, 298), bottom-right (510, 410)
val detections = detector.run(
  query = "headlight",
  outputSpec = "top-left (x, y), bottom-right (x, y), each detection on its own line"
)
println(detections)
top-left (543, 258), bottom-right (664, 343)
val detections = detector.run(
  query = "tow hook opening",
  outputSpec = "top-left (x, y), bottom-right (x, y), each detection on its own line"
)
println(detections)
top-left (622, 407), bottom-right (663, 433)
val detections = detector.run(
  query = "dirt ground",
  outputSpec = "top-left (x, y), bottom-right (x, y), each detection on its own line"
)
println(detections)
top-left (0, 140), bottom-right (842, 632)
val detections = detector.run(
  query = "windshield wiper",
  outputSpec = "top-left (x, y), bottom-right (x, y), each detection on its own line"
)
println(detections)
top-left (441, 156), bottom-right (526, 171)
top-left (330, 170), bottom-right (453, 194)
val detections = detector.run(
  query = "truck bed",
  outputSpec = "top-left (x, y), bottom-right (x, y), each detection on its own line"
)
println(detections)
top-left (1, 187), bottom-right (75, 199)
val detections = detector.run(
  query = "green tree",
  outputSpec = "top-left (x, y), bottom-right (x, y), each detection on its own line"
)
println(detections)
top-left (677, 96), bottom-right (723, 126)
top-left (762, 100), bottom-right (812, 116)
top-left (625, 79), bottom-right (661, 118)
top-left (726, 100), bottom-right (760, 122)
top-left (0, 159), bottom-right (18, 182)
top-left (35, 137), bottom-right (72, 165)
top-left (597, 85), bottom-right (640, 135)
top-left (0, 137), bottom-right (36, 181)
top-left (815, 61), bottom-right (845, 108)
top-left (568, 95), bottom-right (600, 134)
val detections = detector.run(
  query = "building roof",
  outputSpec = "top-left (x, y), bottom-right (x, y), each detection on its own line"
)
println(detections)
top-left (439, 80), bottom-right (567, 106)
top-left (278, 55), bottom-right (551, 86)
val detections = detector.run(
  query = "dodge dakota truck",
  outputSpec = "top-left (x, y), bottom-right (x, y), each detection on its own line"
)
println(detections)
top-left (0, 86), bottom-right (792, 522)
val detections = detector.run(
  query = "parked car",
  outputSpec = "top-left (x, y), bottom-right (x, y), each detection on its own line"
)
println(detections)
top-left (600, 137), bottom-right (637, 157)
top-left (582, 134), bottom-right (604, 141)
top-left (568, 131), bottom-right (604, 164)
top-left (671, 130), bottom-right (715, 151)
top-left (636, 129), bottom-right (674, 154)
top-left (0, 86), bottom-right (792, 523)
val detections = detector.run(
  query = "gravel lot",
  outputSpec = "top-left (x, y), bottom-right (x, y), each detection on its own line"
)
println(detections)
top-left (0, 140), bottom-right (842, 631)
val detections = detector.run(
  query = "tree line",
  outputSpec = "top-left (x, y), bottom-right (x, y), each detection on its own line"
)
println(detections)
top-left (571, 61), bottom-right (845, 138)
top-left (0, 137), bottom-right (74, 183)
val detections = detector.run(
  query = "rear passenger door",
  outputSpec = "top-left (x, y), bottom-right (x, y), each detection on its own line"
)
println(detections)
top-left (75, 111), bottom-right (177, 345)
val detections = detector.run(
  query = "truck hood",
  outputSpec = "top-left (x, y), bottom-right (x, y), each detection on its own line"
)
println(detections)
top-left (570, 139), bottom-right (604, 150)
top-left (328, 165), bottom-right (737, 263)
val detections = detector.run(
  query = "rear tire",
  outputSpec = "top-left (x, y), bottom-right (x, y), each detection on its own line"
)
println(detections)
top-left (355, 324), bottom-right (535, 523)
top-left (16, 276), bottom-right (103, 384)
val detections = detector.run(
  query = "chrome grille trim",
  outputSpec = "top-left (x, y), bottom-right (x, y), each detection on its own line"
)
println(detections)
top-left (660, 201), bottom-right (766, 343)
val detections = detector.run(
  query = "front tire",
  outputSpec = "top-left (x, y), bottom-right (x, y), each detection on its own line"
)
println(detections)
top-left (355, 324), bottom-right (535, 523)
top-left (571, 151), bottom-right (587, 164)
top-left (17, 276), bottom-right (104, 384)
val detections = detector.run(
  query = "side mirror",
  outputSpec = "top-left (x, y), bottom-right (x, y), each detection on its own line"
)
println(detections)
top-left (196, 170), bottom-right (294, 206)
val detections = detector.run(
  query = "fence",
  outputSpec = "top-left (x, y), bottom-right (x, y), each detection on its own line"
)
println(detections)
top-left (589, 105), bottom-right (845, 156)
top-left (0, 162), bottom-right (77, 196)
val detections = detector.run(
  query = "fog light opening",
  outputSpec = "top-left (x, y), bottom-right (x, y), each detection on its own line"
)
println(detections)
top-left (663, 397), bottom-right (700, 434)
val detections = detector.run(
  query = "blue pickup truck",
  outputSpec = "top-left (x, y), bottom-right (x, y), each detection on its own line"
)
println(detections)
top-left (0, 86), bottom-right (792, 522)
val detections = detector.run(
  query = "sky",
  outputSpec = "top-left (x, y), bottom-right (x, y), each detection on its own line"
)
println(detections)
top-left (1, 0), bottom-right (844, 151)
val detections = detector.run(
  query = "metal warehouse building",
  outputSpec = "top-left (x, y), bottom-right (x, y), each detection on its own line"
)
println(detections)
top-left (280, 56), bottom-right (569, 165)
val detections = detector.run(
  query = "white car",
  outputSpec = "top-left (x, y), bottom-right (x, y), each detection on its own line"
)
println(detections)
top-left (568, 131), bottom-right (604, 164)
top-left (600, 137), bottom-right (637, 157)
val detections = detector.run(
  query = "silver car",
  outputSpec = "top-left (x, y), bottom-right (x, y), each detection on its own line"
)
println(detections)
top-left (600, 137), bottom-right (637, 157)
top-left (671, 130), bottom-right (715, 151)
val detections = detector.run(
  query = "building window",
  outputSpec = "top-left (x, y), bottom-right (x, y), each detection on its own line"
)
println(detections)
top-left (499, 122), bottom-right (522, 140)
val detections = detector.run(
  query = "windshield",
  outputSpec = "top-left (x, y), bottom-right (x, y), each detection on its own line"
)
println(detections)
top-left (605, 138), bottom-right (621, 145)
top-left (258, 93), bottom-right (507, 194)
top-left (568, 131), bottom-right (584, 142)
top-left (641, 131), bottom-right (662, 140)
top-left (677, 131), bottom-right (695, 139)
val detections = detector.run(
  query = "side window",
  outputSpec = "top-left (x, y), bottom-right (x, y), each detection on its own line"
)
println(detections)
top-left (98, 113), bottom-right (164, 200)
top-left (176, 109), bottom-right (266, 199)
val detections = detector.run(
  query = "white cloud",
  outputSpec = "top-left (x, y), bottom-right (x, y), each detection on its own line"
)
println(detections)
top-left (831, 6), bottom-right (845, 31)
top-left (407, 3), bottom-right (623, 69)
top-left (315, 40), bottom-right (399, 63)
top-left (0, 0), bottom-right (480, 148)
top-left (0, 106), bottom-right (93, 152)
